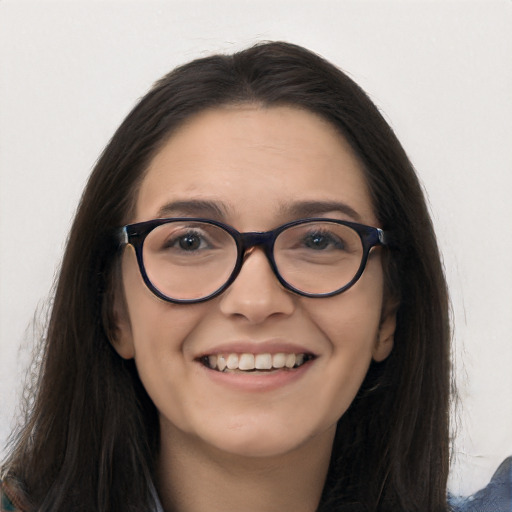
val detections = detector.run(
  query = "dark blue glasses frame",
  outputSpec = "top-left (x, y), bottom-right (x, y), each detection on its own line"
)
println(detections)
top-left (117, 217), bottom-right (390, 304)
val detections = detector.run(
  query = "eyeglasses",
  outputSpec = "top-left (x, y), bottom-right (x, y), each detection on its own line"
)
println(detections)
top-left (117, 218), bottom-right (389, 304)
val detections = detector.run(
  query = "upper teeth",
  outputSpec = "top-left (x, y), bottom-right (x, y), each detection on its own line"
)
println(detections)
top-left (205, 353), bottom-right (307, 372)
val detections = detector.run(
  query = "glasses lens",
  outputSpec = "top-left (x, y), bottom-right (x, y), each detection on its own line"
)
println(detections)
top-left (142, 221), bottom-right (237, 301)
top-left (274, 221), bottom-right (363, 295)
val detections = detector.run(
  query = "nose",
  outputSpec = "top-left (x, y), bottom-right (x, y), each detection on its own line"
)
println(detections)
top-left (218, 247), bottom-right (295, 324)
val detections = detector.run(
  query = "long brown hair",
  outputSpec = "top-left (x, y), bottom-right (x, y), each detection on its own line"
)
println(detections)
top-left (2, 42), bottom-right (451, 511)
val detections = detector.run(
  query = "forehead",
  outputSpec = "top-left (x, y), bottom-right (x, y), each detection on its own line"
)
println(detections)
top-left (135, 105), bottom-right (376, 227)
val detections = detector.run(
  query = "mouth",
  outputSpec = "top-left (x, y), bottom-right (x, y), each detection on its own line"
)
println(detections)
top-left (198, 352), bottom-right (315, 373)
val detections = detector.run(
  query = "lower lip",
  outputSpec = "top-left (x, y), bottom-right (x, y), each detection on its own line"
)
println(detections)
top-left (198, 361), bottom-right (314, 393)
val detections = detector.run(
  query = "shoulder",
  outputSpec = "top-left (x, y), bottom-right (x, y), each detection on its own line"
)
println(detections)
top-left (1, 480), bottom-right (26, 512)
top-left (448, 456), bottom-right (512, 512)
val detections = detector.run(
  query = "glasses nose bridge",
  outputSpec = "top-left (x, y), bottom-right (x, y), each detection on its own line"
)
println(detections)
top-left (239, 230), bottom-right (276, 262)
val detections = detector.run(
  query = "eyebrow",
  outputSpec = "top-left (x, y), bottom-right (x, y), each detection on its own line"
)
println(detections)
top-left (155, 199), bottom-right (362, 222)
top-left (279, 200), bottom-right (363, 222)
top-left (156, 200), bottom-right (230, 219)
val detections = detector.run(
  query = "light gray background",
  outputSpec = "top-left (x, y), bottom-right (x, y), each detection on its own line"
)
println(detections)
top-left (1, 0), bottom-right (511, 496)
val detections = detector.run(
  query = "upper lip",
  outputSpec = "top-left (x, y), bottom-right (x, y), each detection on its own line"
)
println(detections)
top-left (195, 340), bottom-right (317, 359)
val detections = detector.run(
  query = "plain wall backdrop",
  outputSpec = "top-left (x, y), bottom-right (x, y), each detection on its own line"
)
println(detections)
top-left (1, 0), bottom-right (511, 497)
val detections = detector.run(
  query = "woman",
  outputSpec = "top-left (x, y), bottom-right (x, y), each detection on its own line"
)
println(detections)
top-left (1, 41), bottom-right (451, 511)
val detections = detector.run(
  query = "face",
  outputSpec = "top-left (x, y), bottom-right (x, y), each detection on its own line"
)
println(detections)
top-left (114, 105), bottom-right (396, 459)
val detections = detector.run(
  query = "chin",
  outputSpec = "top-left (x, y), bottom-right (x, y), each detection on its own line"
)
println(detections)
top-left (201, 419), bottom-right (333, 460)
top-left (214, 436), bottom-right (305, 459)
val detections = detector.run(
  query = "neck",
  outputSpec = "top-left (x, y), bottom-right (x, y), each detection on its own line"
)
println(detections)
top-left (156, 423), bottom-right (335, 512)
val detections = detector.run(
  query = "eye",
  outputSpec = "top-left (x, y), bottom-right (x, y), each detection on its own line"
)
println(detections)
top-left (176, 232), bottom-right (204, 251)
top-left (302, 230), bottom-right (345, 251)
top-left (166, 230), bottom-right (209, 252)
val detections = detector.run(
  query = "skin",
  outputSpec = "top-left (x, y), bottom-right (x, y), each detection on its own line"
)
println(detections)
top-left (113, 105), bottom-right (396, 512)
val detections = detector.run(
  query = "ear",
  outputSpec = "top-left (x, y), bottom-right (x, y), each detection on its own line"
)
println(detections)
top-left (372, 301), bottom-right (397, 362)
top-left (104, 260), bottom-right (136, 360)
top-left (110, 291), bottom-right (136, 360)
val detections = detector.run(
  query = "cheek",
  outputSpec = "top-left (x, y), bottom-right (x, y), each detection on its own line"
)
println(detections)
top-left (308, 266), bottom-right (384, 354)
top-left (301, 266), bottom-right (385, 416)
top-left (120, 254), bottom-right (211, 431)
top-left (121, 247), bottom-right (199, 344)
top-left (119, 248), bottom-right (207, 384)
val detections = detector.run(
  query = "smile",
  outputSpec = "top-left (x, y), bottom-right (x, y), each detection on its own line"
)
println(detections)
top-left (199, 353), bottom-right (315, 372)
